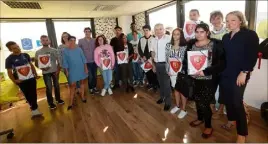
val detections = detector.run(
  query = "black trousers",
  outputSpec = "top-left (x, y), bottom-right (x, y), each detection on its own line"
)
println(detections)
top-left (194, 79), bottom-right (213, 128)
top-left (221, 80), bottom-right (248, 136)
top-left (211, 76), bottom-right (224, 104)
top-left (18, 78), bottom-right (38, 110)
top-left (119, 63), bottom-right (133, 87)
top-left (145, 69), bottom-right (159, 87)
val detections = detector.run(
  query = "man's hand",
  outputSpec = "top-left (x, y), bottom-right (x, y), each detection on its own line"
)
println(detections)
top-left (151, 51), bottom-right (156, 58)
top-left (194, 71), bottom-right (205, 76)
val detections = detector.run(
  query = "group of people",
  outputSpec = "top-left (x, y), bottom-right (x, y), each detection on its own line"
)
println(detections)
top-left (4, 8), bottom-right (259, 143)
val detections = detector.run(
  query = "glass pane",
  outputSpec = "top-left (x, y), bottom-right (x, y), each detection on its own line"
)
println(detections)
top-left (0, 21), bottom-right (47, 72)
top-left (185, 1), bottom-right (246, 25)
top-left (53, 20), bottom-right (91, 47)
top-left (256, 0), bottom-right (268, 43)
top-left (149, 4), bottom-right (177, 33)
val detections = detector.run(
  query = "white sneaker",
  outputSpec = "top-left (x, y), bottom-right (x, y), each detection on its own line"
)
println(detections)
top-left (108, 88), bottom-right (113, 95)
top-left (178, 110), bottom-right (187, 119)
top-left (170, 106), bottom-right (180, 114)
top-left (101, 89), bottom-right (106, 96)
top-left (31, 109), bottom-right (43, 118)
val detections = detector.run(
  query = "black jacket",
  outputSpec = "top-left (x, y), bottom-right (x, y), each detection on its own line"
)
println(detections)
top-left (181, 38), bottom-right (226, 76)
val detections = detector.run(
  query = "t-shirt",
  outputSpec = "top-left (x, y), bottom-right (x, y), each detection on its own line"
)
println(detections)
top-left (35, 47), bottom-right (59, 74)
top-left (127, 32), bottom-right (142, 42)
top-left (110, 37), bottom-right (120, 55)
top-left (5, 53), bottom-right (32, 80)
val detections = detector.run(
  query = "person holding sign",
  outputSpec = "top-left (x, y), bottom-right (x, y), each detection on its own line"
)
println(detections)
top-left (165, 28), bottom-right (188, 119)
top-left (182, 23), bottom-right (225, 138)
top-left (5, 41), bottom-right (42, 118)
top-left (117, 33), bottom-right (135, 92)
top-left (35, 35), bottom-right (64, 110)
top-left (62, 36), bottom-right (88, 110)
top-left (94, 35), bottom-right (115, 96)
top-left (221, 11), bottom-right (259, 143)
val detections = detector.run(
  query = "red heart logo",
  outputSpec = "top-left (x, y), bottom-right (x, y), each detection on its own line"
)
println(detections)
top-left (39, 56), bottom-right (49, 65)
top-left (170, 61), bottom-right (181, 72)
top-left (133, 53), bottom-right (138, 60)
top-left (190, 55), bottom-right (206, 70)
top-left (144, 62), bottom-right (152, 69)
top-left (118, 53), bottom-right (126, 61)
top-left (186, 23), bottom-right (196, 36)
top-left (18, 66), bottom-right (30, 77)
top-left (103, 59), bottom-right (110, 67)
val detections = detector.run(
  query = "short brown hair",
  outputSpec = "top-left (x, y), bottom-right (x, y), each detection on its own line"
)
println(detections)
top-left (40, 35), bottom-right (48, 39)
top-left (210, 10), bottom-right (223, 23)
top-left (5, 41), bottom-right (16, 50)
top-left (190, 9), bottom-right (199, 15)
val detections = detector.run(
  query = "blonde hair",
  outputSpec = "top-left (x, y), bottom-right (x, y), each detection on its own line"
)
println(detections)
top-left (226, 11), bottom-right (248, 29)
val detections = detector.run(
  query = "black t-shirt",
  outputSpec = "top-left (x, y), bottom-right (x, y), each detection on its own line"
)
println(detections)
top-left (110, 37), bottom-right (120, 55)
top-left (5, 53), bottom-right (31, 80)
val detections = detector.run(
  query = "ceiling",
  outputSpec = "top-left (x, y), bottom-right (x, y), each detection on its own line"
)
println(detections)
top-left (0, 0), bottom-right (170, 18)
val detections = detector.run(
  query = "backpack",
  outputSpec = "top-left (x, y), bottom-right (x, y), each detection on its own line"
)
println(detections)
top-left (261, 102), bottom-right (268, 125)
top-left (258, 38), bottom-right (268, 59)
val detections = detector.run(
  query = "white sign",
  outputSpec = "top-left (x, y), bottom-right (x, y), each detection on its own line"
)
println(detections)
top-left (38, 54), bottom-right (51, 69)
top-left (187, 50), bottom-right (208, 75)
top-left (141, 59), bottom-right (153, 72)
top-left (101, 57), bottom-right (111, 70)
top-left (16, 64), bottom-right (34, 80)
top-left (117, 51), bottom-right (128, 64)
top-left (132, 53), bottom-right (139, 62)
top-left (169, 57), bottom-right (182, 76)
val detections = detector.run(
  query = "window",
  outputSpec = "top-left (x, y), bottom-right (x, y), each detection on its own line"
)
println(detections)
top-left (0, 20), bottom-right (47, 72)
top-left (184, 1), bottom-right (246, 26)
top-left (149, 3), bottom-right (177, 32)
top-left (53, 20), bottom-right (91, 47)
top-left (255, 0), bottom-right (268, 43)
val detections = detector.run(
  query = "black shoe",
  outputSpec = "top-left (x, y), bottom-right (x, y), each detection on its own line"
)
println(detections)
top-left (126, 87), bottom-right (129, 93)
top-left (57, 99), bottom-right (65, 105)
top-left (153, 87), bottom-right (157, 93)
top-left (82, 99), bottom-right (87, 103)
top-left (164, 104), bottom-right (171, 111)
top-left (147, 84), bottom-right (153, 90)
top-left (112, 84), bottom-right (120, 90)
top-left (130, 86), bottom-right (135, 92)
top-left (93, 88), bottom-right (99, 93)
top-left (49, 103), bottom-right (57, 110)
top-left (156, 98), bottom-right (164, 104)
top-left (67, 105), bottom-right (73, 110)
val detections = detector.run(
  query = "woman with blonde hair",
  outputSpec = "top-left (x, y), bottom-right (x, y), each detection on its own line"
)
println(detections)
top-left (221, 11), bottom-right (259, 143)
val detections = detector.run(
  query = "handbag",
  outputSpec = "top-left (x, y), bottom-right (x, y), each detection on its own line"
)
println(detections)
top-left (175, 73), bottom-right (195, 101)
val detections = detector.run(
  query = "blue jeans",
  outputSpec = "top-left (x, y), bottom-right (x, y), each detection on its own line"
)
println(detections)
top-left (132, 62), bottom-right (143, 82)
top-left (87, 62), bottom-right (97, 89)
top-left (113, 60), bottom-right (120, 86)
top-left (43, 72), bottom-right (61, 104)
top-left (101, 69), bottom-right (113, 89)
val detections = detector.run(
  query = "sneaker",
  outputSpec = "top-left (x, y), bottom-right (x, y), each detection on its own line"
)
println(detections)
top-left (108, 88), bottom-right (113, 95)
top-left (49, 103), bottom-right (57, 110)
top-left (90, 89), bottom-right (94, 95)
top-left (93, 88), bottom-right (99, 93)
top-left (178, 110), bottom-right (187, 119)
top-left (170, 106), bottom-right (180, 114)
top-left (31, 109), bottom-right (43, 118)
top-left (133, 81), bottom-right (138, 87)
top-left (101, 89), bottom-right (106, 96)
top-left (57, 99), bottom-right (65, 105)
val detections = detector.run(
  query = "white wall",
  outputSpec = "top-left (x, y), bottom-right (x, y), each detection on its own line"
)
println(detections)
top-left (244, 60), bottom-right (268, 109)
top-left (118, 16), bottom-right (132, 35)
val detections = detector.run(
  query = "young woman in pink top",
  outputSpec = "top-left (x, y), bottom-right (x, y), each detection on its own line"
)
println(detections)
top-left (94, 35), bottom-right (115, 96)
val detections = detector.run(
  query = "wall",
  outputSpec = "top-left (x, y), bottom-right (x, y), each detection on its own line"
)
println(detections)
top-left (244, 60), bottom-right (268, 109)
top-left (94, 17), bottom-right (117, 42)
top-left (134, 12), bottom-right (146, 35)
top-left (118, 16), bottom-right (132, 35)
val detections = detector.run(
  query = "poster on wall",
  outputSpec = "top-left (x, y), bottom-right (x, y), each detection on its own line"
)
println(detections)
top-left (36, 40), bottom-right (42, 47)
top-left (21, 38), bottom-right (33, 50)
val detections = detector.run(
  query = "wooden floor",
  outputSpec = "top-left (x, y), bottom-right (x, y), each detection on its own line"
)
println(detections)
top-left (0, 84), bottom-right (267, 143)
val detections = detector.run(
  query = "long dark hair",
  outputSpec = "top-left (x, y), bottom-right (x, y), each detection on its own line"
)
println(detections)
top-left (95, 35), bottom-right (108, 48)
top-left (170, 28), bottom-right (187, 46)
top-left (118, 33), bottom-right (127, 50)
top-left (61, 32), bottom-right (71, 44)
top-left (195, 23), bottom-right (211, 39)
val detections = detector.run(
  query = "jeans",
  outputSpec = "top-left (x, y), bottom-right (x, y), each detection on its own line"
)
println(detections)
top-left (87, 62), bottom-right (97, 89)
top-left (43, 72), bottom-right (61, 104)
top-left (113, 60), bottom-right (120, 86)
top-left (101, 69), bottom-right (113, 89)
top-left (18, 78), bottom-right (38, 110)
top-left (132, 62), bottom-right (143, 82)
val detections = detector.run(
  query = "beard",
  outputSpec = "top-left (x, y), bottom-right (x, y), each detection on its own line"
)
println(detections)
top-left (43, 44), bottom-right (49, 47)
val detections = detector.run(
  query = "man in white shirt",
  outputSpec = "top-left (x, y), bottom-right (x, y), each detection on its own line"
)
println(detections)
top-left (150, 23), bottom-right (172, 111)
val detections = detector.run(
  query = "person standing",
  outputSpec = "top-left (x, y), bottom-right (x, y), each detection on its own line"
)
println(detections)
top-left (63, 36), bottom-right (88, 110)
top-left (221, 11), bottom-right (259, 143)
top-left (35, 35), bottom-right (64, 109)
top-left (127, 22), bottom-right (142, 42)
top-left (78, 27), bottom-right (99, 94)
top-left (138, 25), bottom-right (158, 91)
top-left (150, 23), bottom-right (172, 111)
top-left (5, 41), bottom-right (43, 118)
top-left (110, 26), bottom-right (123, 89)
top-left (166, 28), bottom-right (188, 119)
top-left (94, 35), bottom-right (115, 96)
